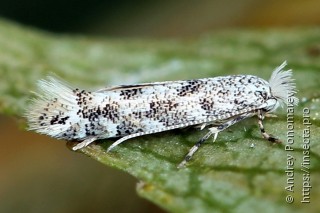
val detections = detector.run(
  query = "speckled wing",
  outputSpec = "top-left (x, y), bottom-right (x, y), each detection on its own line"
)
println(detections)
top-left (89, 75), bottom-right (272, 139)
top-left (26, 61), bottom-right (298, 165)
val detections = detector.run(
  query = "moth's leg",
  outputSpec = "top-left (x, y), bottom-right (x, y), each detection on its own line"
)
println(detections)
top-left (177, 129), bottom-right (216, 169)
top-left (178, 115), bottom-right (248, 168)
top-left (73, 131), bottom-right (145, 152)
top-left (265, 113), bottom-right (277, 118)
top-left (107, 132), bottom-right (144, 152)
top-left (194, 123), bottom-right (207, 130)
top-left (107, 123), bottom-right (195, 152)
top-left (72, 137), bottom-right (98, 151)
top-left (107, 116), bottom-right (162, 152)
top-left (107, 121), bottom-right (207, 152)
top-left (257, 109), bottom-right (280, 143)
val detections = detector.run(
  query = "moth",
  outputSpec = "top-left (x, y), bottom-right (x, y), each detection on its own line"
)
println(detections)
top-left (26, 61), bottom-right (298, 167)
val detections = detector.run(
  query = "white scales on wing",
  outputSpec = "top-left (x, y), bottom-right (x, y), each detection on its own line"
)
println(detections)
top-left (26, 61), bottom-right (298, 167)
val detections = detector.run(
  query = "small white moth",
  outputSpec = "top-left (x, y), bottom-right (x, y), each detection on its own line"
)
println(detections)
top-left (26, 61), bottom-right (298, 167)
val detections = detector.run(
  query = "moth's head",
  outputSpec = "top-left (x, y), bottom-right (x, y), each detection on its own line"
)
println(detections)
top-left (267, 61), bottom-right (299, 111)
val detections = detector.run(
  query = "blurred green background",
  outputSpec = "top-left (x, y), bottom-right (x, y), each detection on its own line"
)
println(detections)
top-left (1, 0), bottom-right (320, 38)
top-left (0, 0), bottom-right (319, 213)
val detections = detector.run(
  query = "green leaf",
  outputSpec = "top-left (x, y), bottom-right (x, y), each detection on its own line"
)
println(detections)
top-left (1, 19), bottom-right (319, 212)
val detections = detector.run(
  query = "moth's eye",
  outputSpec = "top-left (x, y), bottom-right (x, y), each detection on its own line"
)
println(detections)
top-left (254, 91), bottom-right (268, 99)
